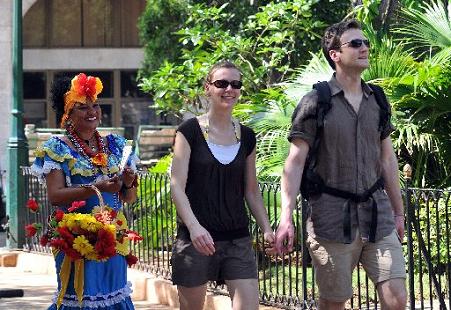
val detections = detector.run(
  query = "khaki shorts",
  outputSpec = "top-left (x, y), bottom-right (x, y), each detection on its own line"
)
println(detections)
top-left (171, 232), bottom-right (257, 287)
top-left (306, 229), bottom-right (406, 302)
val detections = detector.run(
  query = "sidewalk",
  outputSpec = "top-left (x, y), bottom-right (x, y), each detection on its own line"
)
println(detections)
top-left (0, 240), bottom-right (280, 310)
top-left (0, 266), bottom-right (177, 310)
top-left (0, 267), bottom-right (175, 309)
top-left (0, 232), bottom-right (177, 310)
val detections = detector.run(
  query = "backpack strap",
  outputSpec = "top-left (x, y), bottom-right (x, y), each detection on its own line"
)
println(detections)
top-left (309, 81), bottom-right (331, 169)
top-left (368, 83), bottom-right (390, 134)
top-left (300, 81), bottom-right (332, 200)
top-left (313, 81), bottom-right (332, 128)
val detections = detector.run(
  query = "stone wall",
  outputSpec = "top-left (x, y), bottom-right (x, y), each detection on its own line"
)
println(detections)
top-left (136, 126), bottom-right (176, 165)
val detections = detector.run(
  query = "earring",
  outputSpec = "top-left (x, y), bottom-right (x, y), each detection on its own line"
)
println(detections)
top-left (65, 119), bottom-right (74, 130)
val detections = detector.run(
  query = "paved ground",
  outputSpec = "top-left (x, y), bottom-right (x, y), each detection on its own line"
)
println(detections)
top-left (0, 267), bottom-right (177, 310)
top-left (0, 231), bottom-right (177, 309)
top-left (0, 232), bottom-right (446, 310)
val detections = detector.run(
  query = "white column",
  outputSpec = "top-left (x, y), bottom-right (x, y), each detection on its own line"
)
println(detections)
top-left (0, 1), bottom-right (13, 175)
top-left (0, 0), bottom-right (35, 175)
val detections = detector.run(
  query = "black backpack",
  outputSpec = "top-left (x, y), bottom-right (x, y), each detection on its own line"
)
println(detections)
top-left (298, 81), bottom-right (390, 200)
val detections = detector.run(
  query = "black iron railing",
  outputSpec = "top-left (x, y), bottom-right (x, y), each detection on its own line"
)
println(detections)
top-left (21, 167), bottom-right (451, 309)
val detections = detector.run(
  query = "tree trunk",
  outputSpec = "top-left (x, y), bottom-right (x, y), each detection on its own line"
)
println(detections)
top-left (376, 0), bottom-right (399, 33)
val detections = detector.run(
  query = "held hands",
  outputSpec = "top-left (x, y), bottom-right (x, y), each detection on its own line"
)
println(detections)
top-left (188, 223), bottom-right (216, 256)
top-left (263, 230), bottom-right (277, 256)
top-left (275, 218), bottom-right (295, 255)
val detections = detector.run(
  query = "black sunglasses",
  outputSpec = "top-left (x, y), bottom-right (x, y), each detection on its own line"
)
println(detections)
top-left (341, 39), bottom-right (370, 48)
top-left (209, 79), bottom-right (243, 89)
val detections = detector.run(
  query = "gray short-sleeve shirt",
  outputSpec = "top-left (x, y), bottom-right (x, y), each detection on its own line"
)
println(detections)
top-left (289, 75), bottom-right (396, 243)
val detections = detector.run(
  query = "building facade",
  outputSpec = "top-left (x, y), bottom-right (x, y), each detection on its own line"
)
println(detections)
top-left (1, 0), bottom-right (162, 174)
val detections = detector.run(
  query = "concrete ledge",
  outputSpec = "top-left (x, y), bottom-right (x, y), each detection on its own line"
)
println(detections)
top-left (0, 251), bottom-right (19, 267)
top-left (128, 268), bottom-right (233, 309)
top-left (15, 251), bottom-right (56, 275)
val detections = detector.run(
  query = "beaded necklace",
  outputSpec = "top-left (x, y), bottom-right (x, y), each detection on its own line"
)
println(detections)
top-left (83, 136), bottom-right (98, 152)
top-left (203, 116), bottom-right (240, 143)
top-left (66, 127), bottom-right (121, 209)
top-left (65, 126), bottom-right (108, 166)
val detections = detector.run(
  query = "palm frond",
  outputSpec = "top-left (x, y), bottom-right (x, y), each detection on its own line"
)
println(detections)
top-left (395, 0), bottom-right (451, 52)
top-left (280, 52), bottom-right (333, 103)
top-left (430, 46), bottom-right (451, 65)
top-left (364, 37), bottom-right (416, 81)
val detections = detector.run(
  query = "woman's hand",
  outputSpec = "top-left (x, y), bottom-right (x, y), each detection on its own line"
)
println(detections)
top-left (121, 167), bottom-right (136, 188)
top-left (188, 223), bottom-right (215, 256)
top-left (95, 175), bottom-right (122, 193)
top-left (263, 230), bottom-right (277, 256)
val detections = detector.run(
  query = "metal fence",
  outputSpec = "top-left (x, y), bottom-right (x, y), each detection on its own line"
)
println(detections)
top-left (22, 168), bottom-right (451, 309)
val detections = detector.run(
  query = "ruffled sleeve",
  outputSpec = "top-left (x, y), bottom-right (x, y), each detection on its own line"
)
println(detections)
top-left (106, 134), bottom-right (140, 172)
top-left (31, 137), bottom-right (75, 184)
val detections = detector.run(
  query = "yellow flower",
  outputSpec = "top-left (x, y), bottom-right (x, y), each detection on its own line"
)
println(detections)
top-left (104, 224), bottom-right (116, 235)
top-left (80, 216), bottom-right (101, 232)
top-left (91, 153), bottom-right (108, 167)
top-left (73, 235), bottom-right (94, 256)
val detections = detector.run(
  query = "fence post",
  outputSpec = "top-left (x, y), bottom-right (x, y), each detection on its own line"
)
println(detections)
top-left (301, 198), bottom-right (309, 305)
top-left (403, 164), bottom-right (415, 310)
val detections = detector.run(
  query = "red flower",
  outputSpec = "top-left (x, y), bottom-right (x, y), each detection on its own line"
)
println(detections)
top-left (40, 234), bottom-right (49, 246)
top-left (65, 247), bottom-right (83, 261)
top-left (126, 230), bottom-right (143, 242)
top-left (55, 210), bottom-right (65, 222)
top-left (57, 226), bottom-right (75, 244)
top-left (125, 252), bottom-right (138, 267)
top-left (116, 220), bottom-right (123, 226)
top-left (91, 153), bottom-right (108, 167)
top-left (25, 223), bottom-right (41, 237)
top-left (74, 73), bottom-right (97, 98)
top-left (95, 229), bottom-right (116, 259)
top-left (68, 200), bottom-right (86, 212)
top-left (26, 199), bottom-right (39, 213)
top-left (50, 238), bottom-right (70, 251)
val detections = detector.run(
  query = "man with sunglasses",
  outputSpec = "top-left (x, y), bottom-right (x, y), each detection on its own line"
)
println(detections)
top-left (275, 19), bottom-right (407, 309)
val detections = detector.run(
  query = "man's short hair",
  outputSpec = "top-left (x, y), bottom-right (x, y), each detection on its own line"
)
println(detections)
top-left (321, 19), bottom-right (362, 70)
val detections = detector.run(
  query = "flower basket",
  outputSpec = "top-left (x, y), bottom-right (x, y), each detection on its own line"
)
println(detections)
top-left (39, 185), bottom-right (133, 262)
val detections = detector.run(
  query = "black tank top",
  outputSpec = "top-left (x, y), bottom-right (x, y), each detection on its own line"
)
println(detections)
top-left (176, 117), bottom-right (256, 241)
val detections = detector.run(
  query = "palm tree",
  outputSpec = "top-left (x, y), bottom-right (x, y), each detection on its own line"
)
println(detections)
top-left (392, 0), bottom-right (451, 186)
top-left (396, 0), bottom-right (451, 63)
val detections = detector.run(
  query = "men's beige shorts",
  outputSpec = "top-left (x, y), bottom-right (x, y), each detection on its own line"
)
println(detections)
top-left (306, 229), bottom-right (406, 302)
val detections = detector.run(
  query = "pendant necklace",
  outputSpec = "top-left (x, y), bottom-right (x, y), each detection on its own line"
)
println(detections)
top-left (203, 115), bottom-right (240, 143)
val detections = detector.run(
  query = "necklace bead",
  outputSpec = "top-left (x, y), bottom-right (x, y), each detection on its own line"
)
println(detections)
top-left (65, 127), bottom-right (108, 166)
top-left (203, 116), bottom-right (240, 142)
top-left (67, 128), bottom-right (121, 209)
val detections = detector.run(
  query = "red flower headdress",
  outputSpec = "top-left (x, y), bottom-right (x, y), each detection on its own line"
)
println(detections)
top-left (60, 73), bottom-right (103, 128)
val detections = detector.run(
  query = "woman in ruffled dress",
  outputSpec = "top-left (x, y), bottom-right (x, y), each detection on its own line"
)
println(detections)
top-left (170, 60), bottom-right (275, 310)
top-left (32, 73), bottom-right (139, 309)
